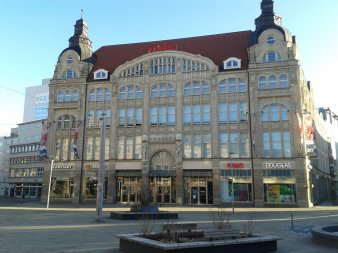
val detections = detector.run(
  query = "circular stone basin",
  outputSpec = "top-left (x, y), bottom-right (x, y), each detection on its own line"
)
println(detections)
top-left (312, 225), bottom-right (338, 248)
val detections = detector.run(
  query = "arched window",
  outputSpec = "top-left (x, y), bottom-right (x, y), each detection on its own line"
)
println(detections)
top-left (65, 90), bottom-right (71, 102)
top-left (261, 104), bottom-right (289, 122)
top-left (62, 69), bottom-right (76, 79)
top-left (73, 89), bottom-right (79, 102)
top-left (262, 51), bottom-right (282, 63)
top-left (57, 91), bottom-right (64, 102)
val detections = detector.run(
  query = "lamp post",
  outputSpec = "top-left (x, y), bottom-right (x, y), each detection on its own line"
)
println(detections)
top-left (47, 156), bottom-right (56, 209)
top-left (229, 152), bottom-right (235, 214)
top-left (96, 113), bottom-right (106, 223)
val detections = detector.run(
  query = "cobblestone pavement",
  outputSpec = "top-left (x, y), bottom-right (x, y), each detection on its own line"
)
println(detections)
top-left (0, 199), bottom-right (338, 252)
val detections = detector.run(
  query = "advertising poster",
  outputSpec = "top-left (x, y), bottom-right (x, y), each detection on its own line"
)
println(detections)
top-left (268, 185), bottom-right (280, 202)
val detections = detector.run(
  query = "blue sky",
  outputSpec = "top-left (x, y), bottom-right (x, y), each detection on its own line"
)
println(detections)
top-left (0, 0), bottom-right (338, 135)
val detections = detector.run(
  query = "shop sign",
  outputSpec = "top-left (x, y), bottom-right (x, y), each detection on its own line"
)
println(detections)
top-left (264, 162), bottom-right (295, 169)
top-left (226, 162), bottom-right (244, 169)
top-left (52, 163), bottom-right (72, 169)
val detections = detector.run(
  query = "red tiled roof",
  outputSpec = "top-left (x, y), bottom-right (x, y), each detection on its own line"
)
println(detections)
top-left (89, 30), bottom-right (252, 81)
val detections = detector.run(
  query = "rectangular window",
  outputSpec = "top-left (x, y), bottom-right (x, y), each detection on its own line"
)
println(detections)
top-left (229, 103), bottom-right (237, 122)
top-left (202, 134), bottom-right (211, 158)
top-left (94, 137), bottom-right (101, 160)
top-left (228, 78), bottom-right (236, 93)
top-left (283, 132), bottom-right (291, 157)
top-left (126, 137), bottom-right (133, 159)
top-left (159, 107), bottom-right (166, 125)
top-left (119, 109), bottom-right (126, 126)
top-left (263, 133), bottom-right (270, 156)
top-left (127, 109), bottom-right (133, 126)
top-left (239, 103), bottom-right (248, 122)
top-left (96, 110), bottom-right (103, 128)
top-left (134, 136), bottom-right (142, 159)
top-left (229, 133), bottom-right (238, 156)
top-left (240, 134), bottom-right (249, 158)
top-left (202, 105), bottom-right (210, 123)
top-left (135, 108), bottom-right (142, 125)
top-left (183, 106), bottom-right (191, 124)
top-left (183, 135), bottom-right (192, 158)
top-left (192, 105), bottom-right (201, 124)
top-left (117, 137), bottom-right (125, 159)
top-left (272, 132), bottom-right (282, 157)
top-left (220, 133), bottom-right (228, 158)
top-left (150, 107), bottom-right (157, 125)
top-left (168, 107), bottom-right (175, 125)
top-left (219, 104), bottom-right (227, 123)
top-left (62, 138), bottom-right (69, 161)
top-left (193, 135), bottom-right (201, 158)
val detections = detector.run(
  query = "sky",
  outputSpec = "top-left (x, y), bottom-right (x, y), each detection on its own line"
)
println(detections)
top-left (0, 0), bottom-right (338, 136)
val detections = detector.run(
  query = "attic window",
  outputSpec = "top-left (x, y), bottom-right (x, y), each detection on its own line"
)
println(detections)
top-left (94, 69), bottom-right (109, 80)
top-left (223, 57), bottom-right (241, 70)
top-left (67, 56), bottom-right (74, 64)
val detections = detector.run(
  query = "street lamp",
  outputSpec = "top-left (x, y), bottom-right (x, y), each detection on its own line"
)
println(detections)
top-left (229, 152), bottom-right (235, 214)
top-left (47, 156), bottom-right (56, 208)
top-left (96, 113), bottom-right (106, 223)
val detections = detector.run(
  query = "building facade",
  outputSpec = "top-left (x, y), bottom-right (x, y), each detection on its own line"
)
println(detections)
top-left (23, 78), bottom-right (50, 122)
top-left (8, 121), bottom-right (45, 198)
top-left (41, 0), bottom-right (332, 207)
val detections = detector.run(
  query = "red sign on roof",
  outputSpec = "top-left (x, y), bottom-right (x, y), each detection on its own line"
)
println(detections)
top-left (148, 43), bottom-right (178, 53)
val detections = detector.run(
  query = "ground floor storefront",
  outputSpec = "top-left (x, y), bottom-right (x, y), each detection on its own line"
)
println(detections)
top-left (40, 158), bottom-right (316, 207)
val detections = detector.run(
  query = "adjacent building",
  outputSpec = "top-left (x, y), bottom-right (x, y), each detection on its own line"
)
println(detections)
top-left (8, 121), bottom-right (45, 198)
top-left (41, 0), bottom-right (334, 207)
top-left (23, 78), bottom-right (50, 123)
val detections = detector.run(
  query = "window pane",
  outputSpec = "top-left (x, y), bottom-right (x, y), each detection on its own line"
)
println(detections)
top-left (220, 133), bottom-right (228, 158)
top-left (159, 83), bottom-right (166, 97)
top-left (89, 89), bottom-right (95, 102)
top-left (228, 79), bottom-right (236, 93)
top-left (272, 132), bottom-right (282, 157)
top-left (193, 81), bottom-right (200, 95)
top-left (183, 135), bottom-right (191, 158)
top-left (117, 136), bottom-right (125, 159)
top-left (229, 133), bottom-right (238, 156)
top-left (136, 87), bottom-right (142, 99)
top-left (86, 137), bottom-right (93, 160)
top-left (127, 86), bottom-right (134, 99)
top-left (219, 104), bottom-right (227, 123)
top-left (151, 86), bottom-right (157, 98)
top-left (73, 90), bottom-right (79, 102)
top-left (193, 135), bottom-right (201, 158)
top-left (119, 87), bottom-right (126, 100)
top-left (135, 108), bottom-right (142, 125)
top-left (57, 91), bottom-right (64, 102)
top-left (238, 79), bottom-right (247, 92)
top-left (168, 107), bottom-right (175, 125)
top-left (192, 105), bottom-right (200, 123)
top-left (183, 106), bottom-right (191, 124)
top-left (239, 103), bottom-right (248, 121)
top-left (270, 105), bottom-right (279, 121)
top-left (127, 109), bottom-right (134, 126)
top-left (105, 88), bottom-right (111, 101)
top-left (126, 137), bottom-right (133, 159)
top-left (97, 88), bottom-right (103, 101)
top-left (159, 107), bottom-right (166, 124)
top-left (283, 132), bottom-right (291, 157)
top-left (150, 107), bottom-right (157, 125)
top-left (267, 51), bottom-right (276, 62)
top-left (219, 80), bottom-right (226, 93)
top-left (263, 133), bottom-right (270, 156)
top-left (279, 74), bottom-right (288, 88)
top-left (65, 90), bottom-right (71, 102)
top-left (183, 84), bottom-right (190, 96)
top-left (258, 76), bottom-right (267, 89)
top-left (134, 136), bottom-right (142, 159)
top-left (118, 109), bottom-right (125, 126)
top-left (269, 76), bottom-right (277, 89)
top-left (229, 103), bottom-right (237, 122)
top-left (202, 82), bottom-right (209, 94)
top-left (168, 85), bottom-right (175, 97)
top-left (202, 105), bottom-right (210, 123)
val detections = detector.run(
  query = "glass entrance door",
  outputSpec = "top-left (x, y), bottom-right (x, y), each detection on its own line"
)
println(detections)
top-left (184, 177), bottom-right (213, 204)
top-left (150, 177), bottom-right (176, 204)
top-left (117, 177), bottom-right (141, 203)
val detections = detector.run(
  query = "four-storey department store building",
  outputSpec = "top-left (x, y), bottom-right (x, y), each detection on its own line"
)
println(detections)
top-left (41, 0), bottom-right (322, 207)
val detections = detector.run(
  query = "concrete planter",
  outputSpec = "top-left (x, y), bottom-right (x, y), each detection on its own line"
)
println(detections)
top-left (117, 232), bottom-right (281, 253)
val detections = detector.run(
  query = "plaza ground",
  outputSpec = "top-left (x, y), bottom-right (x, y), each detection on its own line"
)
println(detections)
top-left (0, 198), bottom-right (337, 253)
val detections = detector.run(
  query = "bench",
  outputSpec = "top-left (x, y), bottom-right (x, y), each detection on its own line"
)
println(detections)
top-left (162, 222), bottom-right (197, 232)
top-left (203, 229), bottom-right (244, 240)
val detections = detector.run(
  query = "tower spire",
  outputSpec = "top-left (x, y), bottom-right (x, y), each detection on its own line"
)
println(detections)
top-left (255, 0), bottom-right (282, 29)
